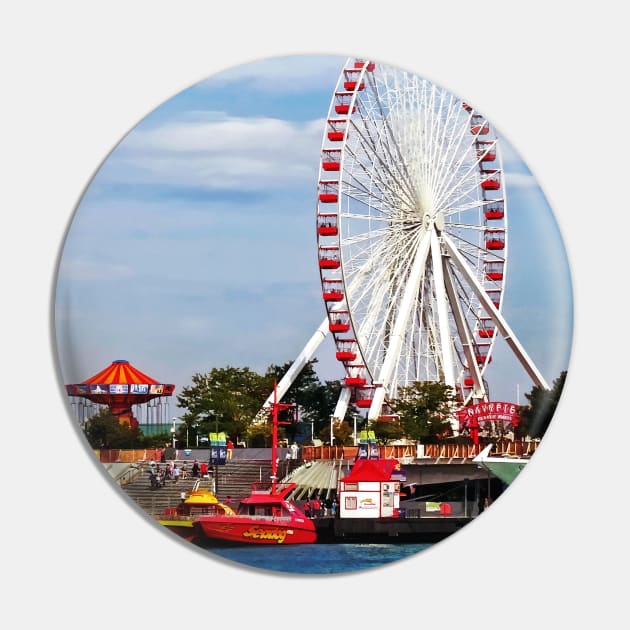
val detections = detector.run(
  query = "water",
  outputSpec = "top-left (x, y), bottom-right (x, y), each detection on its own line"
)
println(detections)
top-left (201, 542), bottom-right (433, 575)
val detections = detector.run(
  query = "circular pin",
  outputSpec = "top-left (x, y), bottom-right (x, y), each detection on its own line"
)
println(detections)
top-left (54, 54), bottom-right (573, 575)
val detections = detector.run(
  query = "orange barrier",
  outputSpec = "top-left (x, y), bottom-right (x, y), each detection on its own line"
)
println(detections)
top-left (98, 448), bottom-right (164, 463)
top-left (300, 444), bottom-right (417, 461)
top-left (97, 440), bottom-right (537, 463)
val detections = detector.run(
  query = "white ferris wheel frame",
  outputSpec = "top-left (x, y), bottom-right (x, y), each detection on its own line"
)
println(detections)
top-left (260, 58), bottom-right (548, 431)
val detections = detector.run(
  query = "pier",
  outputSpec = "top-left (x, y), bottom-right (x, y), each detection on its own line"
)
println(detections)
top-left (111, 445), bottom-right (507, 543)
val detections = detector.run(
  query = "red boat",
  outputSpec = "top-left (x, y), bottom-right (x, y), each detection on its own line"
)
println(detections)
top-left (194, 481), bottom-right (316, 545)
top-left (194, 382), bottom-right (317, 545)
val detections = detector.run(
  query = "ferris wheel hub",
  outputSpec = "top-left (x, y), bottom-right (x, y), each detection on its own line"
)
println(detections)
top-left (422, 211), bottom-right (444, 232)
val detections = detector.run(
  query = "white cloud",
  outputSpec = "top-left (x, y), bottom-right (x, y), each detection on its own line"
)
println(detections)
top-left (102, 115), bottom-right (324, 190)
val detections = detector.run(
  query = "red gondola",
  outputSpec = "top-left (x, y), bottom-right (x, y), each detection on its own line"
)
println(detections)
top-left (345, 364), bottom-right (367, 387)
top-left (487, 290), bottom-right (501, 308)
top-left (336, 339), bottom-right (357, 362)
top-left (322, 149), bottom-right (342, 171)
top-left (475, 344), bottom-right (492, 364)
top-left (327, 119), bottom-right (347, 142)
top-left (317, 213), bottom-right (338, 236)
top-left (329, 310), bottom-right (350, 333)
top-left (485, 229), bottom-right (505, 250)
top-left (334, 92), bottom-right (357, 115)
top-left (318, 246), bottom-right (340, 269)
top-left (471, 115), bottom-right (489, 135)
top-left (484, 203), bottom-right (505, 220)
top-left (318, 180), bottom-right (339, 203)
top-left (485, 260), bottom-right (504, 280)
top-left (476, 141), bottom-right (496, 161)
top-left (343, 69), bottom-right (365, 91)
top-left (323, 279), bottom-right (344, 302)
top-left (478, 318), bottom-right (496, 338)
top-left (353, 60), bottom-right (375, 71)
top-left (354, 386), bottom-right (376, 408)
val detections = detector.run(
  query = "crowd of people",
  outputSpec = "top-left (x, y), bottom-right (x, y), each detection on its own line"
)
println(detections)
top-left (148, 458), bottom-right (209, 490)
top-left (303, 496), bottom-right (338, 519)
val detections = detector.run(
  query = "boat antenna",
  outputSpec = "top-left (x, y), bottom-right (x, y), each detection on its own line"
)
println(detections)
top-left (271, 380), bottom-right (278, 494)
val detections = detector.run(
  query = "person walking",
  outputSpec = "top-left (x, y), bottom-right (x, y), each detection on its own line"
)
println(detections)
top-left (311, 496), bottom-right (321, 518)
top-left (226, 440), bottom-right (234, 460)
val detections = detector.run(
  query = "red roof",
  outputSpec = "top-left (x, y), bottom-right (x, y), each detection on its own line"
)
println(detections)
top-left (65, 359), bottom-right (175, 402)
top-left (83, 359), bottom-right (160, 385)
top-left (341, 458), bottom-right (399, 482)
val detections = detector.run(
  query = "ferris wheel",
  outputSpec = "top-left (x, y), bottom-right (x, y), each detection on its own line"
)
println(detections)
top-left (262, 58), bottom-right (548, 429)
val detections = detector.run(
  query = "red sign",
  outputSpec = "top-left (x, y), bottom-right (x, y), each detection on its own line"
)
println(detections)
top-left (457, 401), bottom-right (519, 428)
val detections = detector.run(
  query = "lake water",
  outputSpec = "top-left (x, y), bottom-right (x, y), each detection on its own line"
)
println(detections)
top-left (200, 542), bottom-right (433, 575)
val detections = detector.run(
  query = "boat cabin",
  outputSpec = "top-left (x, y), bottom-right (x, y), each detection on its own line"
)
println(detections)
top-left (337, 458), bottom-right (403, 519)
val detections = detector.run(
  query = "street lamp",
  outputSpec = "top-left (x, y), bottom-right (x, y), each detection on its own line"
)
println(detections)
top-left (171, 417), bottom-right (184, 448)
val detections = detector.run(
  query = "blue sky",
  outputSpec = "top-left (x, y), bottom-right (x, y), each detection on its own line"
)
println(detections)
top-left (54, 54), bottom-right (573, 421)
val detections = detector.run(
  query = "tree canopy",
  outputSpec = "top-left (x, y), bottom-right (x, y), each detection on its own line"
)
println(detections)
top-left (517, 370), bottom-right (567, 439)
top-left (175, 359), bottom-right (345, 446)
top-left (84, 408), bottom-right (147, 449)
top-left (175, 366), bottom-right (270, 445)
top-left (388, 381), bottom-right (457, 442)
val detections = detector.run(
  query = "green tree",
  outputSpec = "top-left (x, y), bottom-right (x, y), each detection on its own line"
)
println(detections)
top-left (175, 366), bottom-right (270, 443)
top-left (517, 371), bottom-right (567, 439)
top-left (326, 419), bottom-right (353, 445)
top-left (389, 381), bottom-right (456, 442)
top-left (370, 418), bottom-right (405, 445)
top-left (84, 408), bottom-right (142, 449)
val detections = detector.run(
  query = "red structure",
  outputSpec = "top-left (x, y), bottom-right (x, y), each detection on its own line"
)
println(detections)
top-left (457, 401), bottom-right (520, 448)
top-left (65, 359), bottom-right (175, 427)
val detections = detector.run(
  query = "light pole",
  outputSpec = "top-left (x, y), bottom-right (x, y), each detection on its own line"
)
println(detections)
top-left (171, 417), bottom-right (183, 449)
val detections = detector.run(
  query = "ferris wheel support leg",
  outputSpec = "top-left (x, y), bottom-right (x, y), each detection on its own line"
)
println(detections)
top-left (259, 317), bottom-right (330, 411)
top-left (333, 386), bottom-right (352, 421)
top-left (367, 387), bottom-right (386, 421)
top-left (371, 230), bottom-right (432, 419)
top-left (442, 234), bottom-right (550, 390)
top-left (442, 258), bottom-right (487, 401)
top-left (430, 230), bottom-right (456, 388)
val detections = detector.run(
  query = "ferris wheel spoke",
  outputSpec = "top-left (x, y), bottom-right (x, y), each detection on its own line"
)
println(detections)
top-left (343, 133), bottom-right (419, 212)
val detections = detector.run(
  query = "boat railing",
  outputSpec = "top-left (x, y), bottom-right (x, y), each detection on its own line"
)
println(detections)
top-left (243, 514), bottom-right (295, 523)
top-left (250, 481), bottom-right (296, 495)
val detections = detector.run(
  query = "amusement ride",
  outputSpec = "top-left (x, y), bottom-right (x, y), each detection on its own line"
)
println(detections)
top-left (260, 57), bottom-right (549, 432)
top-left (65, 359), bottom-right (175, 428)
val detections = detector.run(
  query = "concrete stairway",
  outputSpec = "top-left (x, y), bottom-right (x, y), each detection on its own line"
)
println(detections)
top-left (120, 460), bottom-right (277, 516)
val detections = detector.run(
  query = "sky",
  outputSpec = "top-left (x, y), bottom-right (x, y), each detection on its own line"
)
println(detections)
top-left (53, 54), bottom-right (574, 425)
